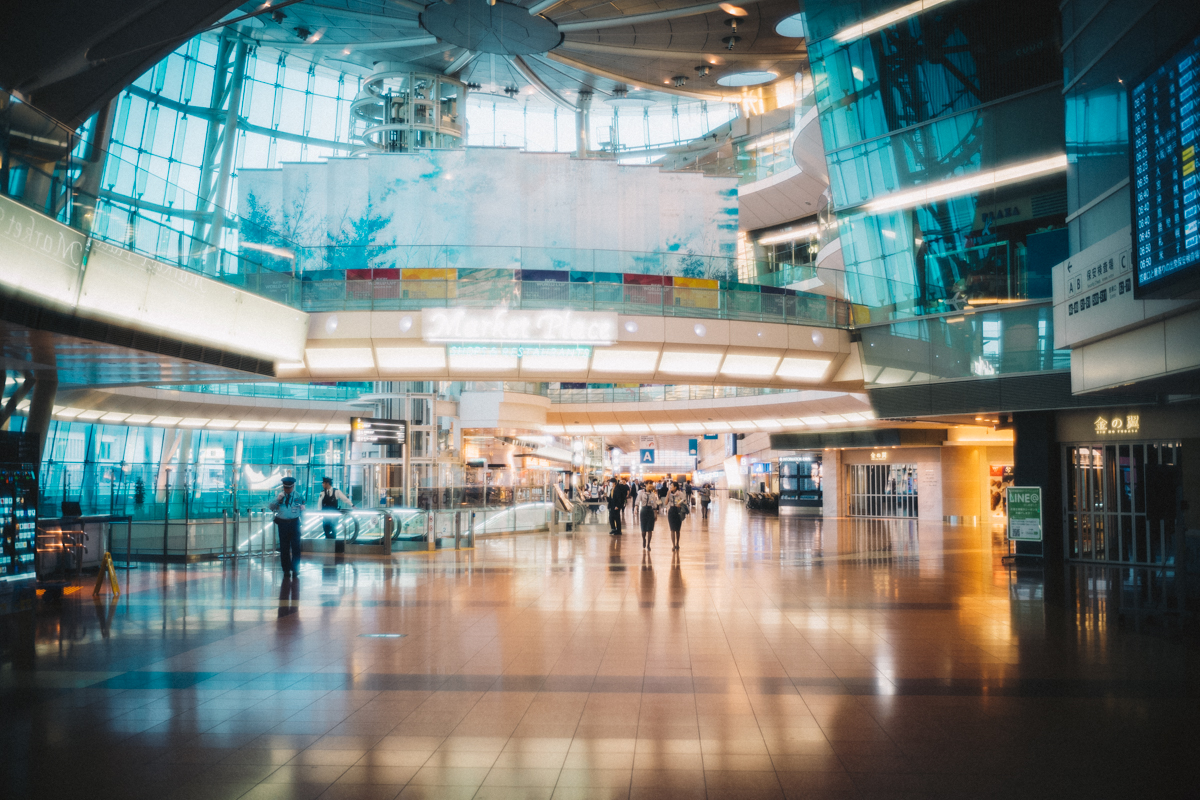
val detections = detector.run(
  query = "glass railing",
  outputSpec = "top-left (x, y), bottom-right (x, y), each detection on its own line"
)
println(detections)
top-left (546, 385), bottom-right (802, 404)
top-left (157, 382), bottom-right (374, 402)
top-left (857, 301), bottom-right (1070, 386)
top-left (251, 274), bottom-right (848, 327)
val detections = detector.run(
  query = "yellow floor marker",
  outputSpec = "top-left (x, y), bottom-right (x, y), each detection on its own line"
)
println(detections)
top-left (92, 552), bottom-right (121, 597)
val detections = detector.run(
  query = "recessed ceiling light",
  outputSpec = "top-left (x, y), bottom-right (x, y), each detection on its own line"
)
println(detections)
top-left (565, 424), bottom-right (593, 433)
top-left (721, 354), bottom-right (781, 377)
top-left (622, 423), bottom-right (651, 433)
top-left (449, 352), bottom-right (519, 371)
top-left (265, 421), bottom-right (297, 432)
top-left (325, 423), bottom-right (352, 433)
top-left (522, 353), bottom-right (590, 372)
top-left (235, 420), bottom-right (267, 430)
top-left (592, 349), bottom-right (659, 373)
top-left (649, 423), bottom-right (677, 432)
top-left (76, 410), bottom-right (104, 421)
top-left (151, 416), bottom-right (183, 426)
top-left (659, 351), bottom-right (723, 375)
top-left (125, 414), bottom-right (155, 425)
top-left (593, 424), bottom-right (623, 433)
top-left (676, 422), bottom-right (706, 432)
top-left (100, 412), bottom-right (129, 422)
top-left (702, 421), bottom-right (731, 432)
top-left (776, 357), bottom-right (832, 380)
top-left (717, 70), bottom-right (778, 87)
top-left (306, 347), bottom-right (375, 371)
top-left (206, 419), bottom-right (238, 429)
top-left (376, 347), bottom-right (446, 371)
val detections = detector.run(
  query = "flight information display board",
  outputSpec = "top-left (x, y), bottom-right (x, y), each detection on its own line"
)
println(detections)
top-left (350, 418), bottom-right (406, 446)
top-left (1131, 31), bottom-right (1200, 297)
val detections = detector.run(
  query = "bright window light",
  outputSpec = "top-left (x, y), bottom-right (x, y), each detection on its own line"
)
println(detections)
top-left (206, 419), bottom-right (238, 429)
top-left (622, 423), bottom-right (651, 433)
top-left (125, 414), bottom-right (155, 425)
top-left (179, 418), bottom-right (210, 428)
top-left (236, 420), bottom-right (267, 430)
top-left (592, 349), bottom-right (659, 373)
top-left (865, 154), bottom-right (1068, 213)
top-left (776, 357), bottom-right (832, 380)
top-left (659, 351), bottom-right (723, 375)
top-left (757, 226), bottom-right (818, 245)
top-left (152, 416), bottom-right (183, 426)
top-left (375, 347), bottom-right (446, 371)
top-left (833, 0), bottom-right (957, 43)
top-left (306, 347), bottom-right (376, 371)
top-left (721, 354), bottom-right (781, 377)
top-left (448, 352), bottom-right (519, 371)
top-left (565, 424), bottom-right (593, 433)
top-left (702, 421), bottom-right (731, 432)
top-left (522, 353), bottom-right (590, 372)
top-left (649, 423), bottom-right (678, 433)
top-left (266, 421), bottom-right (297, 432)
top-left (325, 423), bottom-right (352, 433)
top-left (100, 412), bottom-right (129, 422)
top-left (76, 410), bottom-right (104, 421)
top-left (294, 422), bottom-right (327, 432)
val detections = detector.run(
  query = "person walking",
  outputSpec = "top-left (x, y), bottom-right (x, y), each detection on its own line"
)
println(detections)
top-left (637, 481), bottom-right (660, 550)
top-left (666, 481), bottom-right (687, 551)
top-left (270, 476), bottom-right (305, 577)
top-left (699, 483), bottom-right (712, 520)
top-left (608, 478), bottom-right (629, 535)
top-left (318, 476), bottom-right (353, 539)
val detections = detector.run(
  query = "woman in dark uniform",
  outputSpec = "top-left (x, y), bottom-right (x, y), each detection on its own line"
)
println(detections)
top-left (666, 481), bottom-right (687, 551)
top-left (637, 482), bottom-right (660, 550)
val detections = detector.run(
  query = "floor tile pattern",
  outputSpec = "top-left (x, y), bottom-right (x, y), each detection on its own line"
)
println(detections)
top-left (2, 501), bottom-right (1196, 799)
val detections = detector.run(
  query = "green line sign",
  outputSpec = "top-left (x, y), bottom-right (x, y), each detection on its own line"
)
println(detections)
top-left (1006, 486), bottom-right (1043, 542)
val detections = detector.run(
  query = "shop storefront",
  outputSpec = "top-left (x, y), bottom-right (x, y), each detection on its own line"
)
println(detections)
top-left (1056, 406), bottom-right (1199, 566)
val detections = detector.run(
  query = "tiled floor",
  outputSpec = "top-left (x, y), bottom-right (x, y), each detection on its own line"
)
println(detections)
top-left (2, 500), bottom-right (1197, 799)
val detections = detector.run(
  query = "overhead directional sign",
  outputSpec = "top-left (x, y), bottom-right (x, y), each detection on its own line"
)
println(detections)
top-left (351, 417), bottom-right (407, 446)
top-left (640, 449), bottom-right (656, 464)
top-left (688, 439), bottom-right (698, 456)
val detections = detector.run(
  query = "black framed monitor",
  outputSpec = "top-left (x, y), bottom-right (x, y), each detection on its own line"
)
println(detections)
top-left (1130, 28), bottom-right (1200, 298)
top-left (350, 417), bottom-right (407, 447)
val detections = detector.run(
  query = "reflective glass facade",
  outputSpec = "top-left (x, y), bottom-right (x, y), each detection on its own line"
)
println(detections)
top-left (805, 0), bottom-right (1069, 322)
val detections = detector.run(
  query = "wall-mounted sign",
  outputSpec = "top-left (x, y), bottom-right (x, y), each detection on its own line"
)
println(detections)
top-left (351, 417), bottom-right (407, 446)
top-left (423, 308), bottom-right (617, 345)
top-left (703, 434), bottom-right (719, 440)
top-left (870, 451), bottom-right (889, 461)
top-left (750, 462), bottom-right (771, 474)
top-left (1006, 486), bottom-right (1043, 541)
top-left (1093, 412), bottom-right (1141, 436)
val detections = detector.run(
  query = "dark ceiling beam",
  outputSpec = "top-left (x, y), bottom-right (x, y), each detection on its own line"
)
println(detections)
top-left (544, 52), bottom-right (731, 101)
top-left (0, 0), bottom-right (246, 129)
top-left (558, 40), bottom-right (806, 63)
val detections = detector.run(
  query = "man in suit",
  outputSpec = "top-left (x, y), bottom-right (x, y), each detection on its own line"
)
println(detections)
top-left (608, 477), bottom-right (629, 535)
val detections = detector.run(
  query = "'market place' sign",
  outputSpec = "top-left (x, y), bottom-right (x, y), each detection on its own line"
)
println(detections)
top-left (422, 308), bottom-right (618, 346)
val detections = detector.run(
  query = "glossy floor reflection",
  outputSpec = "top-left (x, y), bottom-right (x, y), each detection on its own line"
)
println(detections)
top-left (3, 500), bottom-right (1197, 799)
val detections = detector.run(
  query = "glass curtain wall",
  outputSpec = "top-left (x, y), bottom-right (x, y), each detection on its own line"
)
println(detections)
top-left (804, 0), bottom-right (1068, 321)
top-left (39, 422), bottom-right (350, 521)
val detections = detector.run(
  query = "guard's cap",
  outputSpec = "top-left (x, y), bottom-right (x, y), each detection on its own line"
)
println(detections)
top-left (322, 476), bottom-right (332, 484)
top-left (281, 476), bottom-right (297, 486)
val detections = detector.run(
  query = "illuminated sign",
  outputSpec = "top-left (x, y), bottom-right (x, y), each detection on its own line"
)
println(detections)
top-left (1093, 413), bottom-right (1141, 436)
top-left (423, 308), bottom-right (618, 345)
top-left (350, 417), bottom-right (407, 445)
top-left (870, 451), bottom-right (889, 461)
top-left (1130, 30), bottom-right (1200, 297)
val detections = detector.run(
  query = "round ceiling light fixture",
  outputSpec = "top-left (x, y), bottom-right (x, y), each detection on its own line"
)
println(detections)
top-left (716, 70), bottom-right (778, 87)
top-left (775, 13), bottom-right (806, 38)
top-left (420, 0), bottom-right (562, 56)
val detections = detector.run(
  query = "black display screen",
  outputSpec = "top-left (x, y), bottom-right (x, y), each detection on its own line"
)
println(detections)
top-left (350, 417), bottom-right (406, 446)
top-left (1131, 31), bottom-right (1200, 297)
